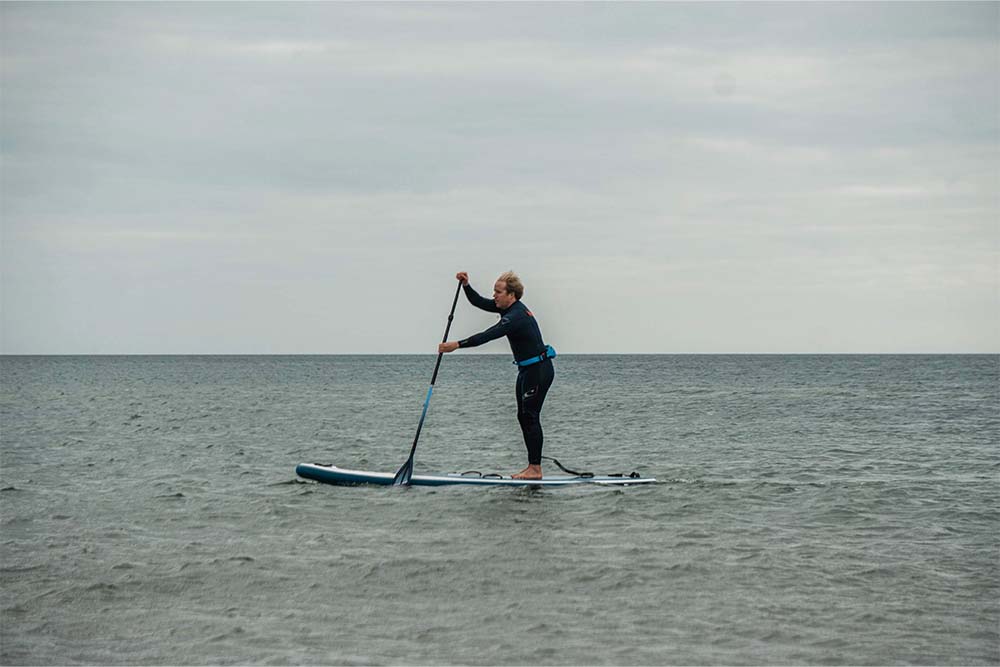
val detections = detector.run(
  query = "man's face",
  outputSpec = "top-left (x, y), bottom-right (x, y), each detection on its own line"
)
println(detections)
top-left (493, 280), bottom-right (516, 309)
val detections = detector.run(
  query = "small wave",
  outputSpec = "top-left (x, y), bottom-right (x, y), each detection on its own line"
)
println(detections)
top-left (415, 625), bottom-right (451, 641)
top-left (0, 564), bottom-right (43, 575)
top-left (361, 558), bottom-right (455, 582)
top-left (569, 565), bottom-right (617, 585)
top-left (208, 626), bottom-right (246, 642)
top-left (85, 582), bottom-right (118, 592)
top-left (661, 561), bottom-right (712, 574)
top-left (678, 527), bottom-right (716, 538)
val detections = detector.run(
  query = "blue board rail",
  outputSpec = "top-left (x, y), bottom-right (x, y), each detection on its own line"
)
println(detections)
top-left (296, 463), bottom-right (656, 488)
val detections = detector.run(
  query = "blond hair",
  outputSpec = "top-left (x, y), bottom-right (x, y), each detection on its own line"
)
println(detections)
top-left (497, 271), bottom-right (524, 300)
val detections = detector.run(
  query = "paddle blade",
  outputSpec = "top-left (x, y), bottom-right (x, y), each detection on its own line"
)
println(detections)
top-left (392, 457), bottom-right (414, 486)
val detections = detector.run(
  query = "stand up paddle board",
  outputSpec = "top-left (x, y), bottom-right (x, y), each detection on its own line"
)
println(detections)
top-left (296, 463), bottom-right (656, 487)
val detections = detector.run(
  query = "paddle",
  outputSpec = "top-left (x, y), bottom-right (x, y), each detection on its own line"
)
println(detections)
top-left (392, 278), bottom-right (464, 486)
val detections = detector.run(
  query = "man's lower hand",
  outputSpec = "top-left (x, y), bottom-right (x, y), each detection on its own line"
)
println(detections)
top-left (438, 341), bottom-right (460, 354)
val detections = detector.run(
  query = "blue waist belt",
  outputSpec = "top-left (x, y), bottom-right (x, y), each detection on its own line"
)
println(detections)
top-left (515, 345), bottom-right (556, 367)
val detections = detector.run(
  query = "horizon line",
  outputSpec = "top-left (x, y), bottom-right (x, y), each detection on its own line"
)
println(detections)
top-left (1, 352), bottom-right (997, 357)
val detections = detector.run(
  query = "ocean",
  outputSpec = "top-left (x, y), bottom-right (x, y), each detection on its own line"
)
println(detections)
top-left (1, 354), bottom-right (997, 665)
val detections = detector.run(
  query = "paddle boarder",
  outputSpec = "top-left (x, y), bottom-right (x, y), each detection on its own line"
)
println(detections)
top-left (438, 271), bottom-right (555, 480)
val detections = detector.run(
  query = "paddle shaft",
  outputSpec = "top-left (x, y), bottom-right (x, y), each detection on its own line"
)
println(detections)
top-left (394, 279), bottom-right (463, 483)
top-left (430, 281), bottom-right (463, 385)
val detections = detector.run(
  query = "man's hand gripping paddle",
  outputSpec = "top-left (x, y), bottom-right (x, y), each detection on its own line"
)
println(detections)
top-left (392, 278), bottom-right (464, 486)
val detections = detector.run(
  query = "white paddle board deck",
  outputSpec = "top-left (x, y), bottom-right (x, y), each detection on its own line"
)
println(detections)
top-left (296, 463), bottom-right (656, 487)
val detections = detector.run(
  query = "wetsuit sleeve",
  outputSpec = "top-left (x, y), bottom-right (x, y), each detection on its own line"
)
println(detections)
top-left (463, 284), bottom-right (500, 313)
top-left (459, 310), bottom-right (523, 348)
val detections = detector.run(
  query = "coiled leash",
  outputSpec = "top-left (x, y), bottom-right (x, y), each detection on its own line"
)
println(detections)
top-left (542, 456), bottom-right (642, 479)
top-left (541, 455), bottom-right (593, 478)
top-left (459, 456), bottom-right (641, 480)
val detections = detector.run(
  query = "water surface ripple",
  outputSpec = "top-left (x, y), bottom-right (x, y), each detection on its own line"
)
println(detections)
top-left (1, 355), bottom-right (997, 665)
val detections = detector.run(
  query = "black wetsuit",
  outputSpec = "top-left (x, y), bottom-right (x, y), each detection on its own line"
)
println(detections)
top-left (457, 284), bottom-right (554, 466)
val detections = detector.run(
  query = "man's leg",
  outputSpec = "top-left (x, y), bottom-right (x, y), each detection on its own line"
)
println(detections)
top-left (513, 363), bottom-right (554, 479)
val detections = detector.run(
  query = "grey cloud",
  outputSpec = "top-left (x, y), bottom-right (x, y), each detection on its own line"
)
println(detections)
top-left (2, 2), bottom-right (997, 353)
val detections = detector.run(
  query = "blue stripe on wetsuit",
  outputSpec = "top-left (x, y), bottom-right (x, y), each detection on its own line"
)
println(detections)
top-left (515, 345), bottom-right (556, 367)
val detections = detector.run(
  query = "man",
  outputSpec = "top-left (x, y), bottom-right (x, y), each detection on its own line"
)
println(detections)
top-left (438, 271), bottom-right (555, 480)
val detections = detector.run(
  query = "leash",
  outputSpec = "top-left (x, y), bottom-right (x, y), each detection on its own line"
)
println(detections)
top-left (458, 456), bottom-right (642, 480)
top-left (541, 455), bottom-right (594, 478)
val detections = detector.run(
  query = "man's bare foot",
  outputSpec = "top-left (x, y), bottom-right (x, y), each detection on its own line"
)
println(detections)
top-left (512, 464), bottom-right (543, 480)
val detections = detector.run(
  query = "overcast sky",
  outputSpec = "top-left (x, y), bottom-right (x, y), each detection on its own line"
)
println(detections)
top-left (2, 2), bottom-right (997, 354)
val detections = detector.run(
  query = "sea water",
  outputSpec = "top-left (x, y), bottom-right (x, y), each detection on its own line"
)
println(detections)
top-left (1, 354), bottom-right (997, 665)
